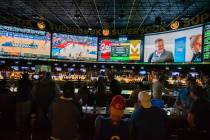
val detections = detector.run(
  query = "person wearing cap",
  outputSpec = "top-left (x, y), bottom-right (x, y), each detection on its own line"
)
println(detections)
top-left (131, 91), bottom-right (167, 140)
top-left (95, 95), bottom-right (131, 140)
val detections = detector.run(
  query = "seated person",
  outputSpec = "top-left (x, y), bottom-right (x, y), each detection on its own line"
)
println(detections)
top-left (95, 95), bottom-right (131, 140)
top-left (175, 77), bottom-right (196, 111)
top-left (127, 89), bottom-right (140, 109)
top-left (131, 91), bottom-right (167, 140)
top-left (187, 85), bottom-right (210, 139)
top-left (50, 82), bottom-right (82, 140)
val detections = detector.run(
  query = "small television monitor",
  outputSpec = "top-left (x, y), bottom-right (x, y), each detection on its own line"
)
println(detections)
top-left (35, 65), bottom-right (51, 72)
top-left (55, 67), bottom-right (62, 72)
top-left (31, 67), bottom-right (35, 71)
top-left (121, 90), bottom-right (133, 95)
top-left (21, 67), bottom-right (29, 71)
top-left (33, 75), bottom-right (39, 80)
top-left (139, 70), bottom-right (147, 75)
top-left (172, 72), bottom-right (180, 76)
top-left (11, 66), bottom-right (19, 71)
top-left (80, 68), bottom-right (86, 73)
top-left (74, 88), bottom-right (79, 94)
top-left (68, 68), bottom-right (74, 72)
top-left (189, 72), bottom-right (199, 77)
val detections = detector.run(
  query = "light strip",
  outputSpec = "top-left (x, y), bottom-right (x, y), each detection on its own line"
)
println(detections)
top-left (126, 0), bottom-right (136, 30)
top-left (93, 0), bottom-right (103, 28)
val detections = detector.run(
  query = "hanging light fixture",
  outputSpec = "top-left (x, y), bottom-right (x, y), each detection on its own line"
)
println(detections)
top-left (102, 28), bottom-right (110, 36)
top-left (170, 21), bottom-right (180, 30)
top-left (37, 21), bottom-right (46, 30)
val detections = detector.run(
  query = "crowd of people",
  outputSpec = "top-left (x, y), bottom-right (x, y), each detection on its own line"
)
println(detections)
top-left (0, 71), bottom-right (210, 140)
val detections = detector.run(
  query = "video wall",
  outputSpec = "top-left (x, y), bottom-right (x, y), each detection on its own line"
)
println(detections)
top-left (52, 33), bottom-right (97, 61)
top-left (144, 26), bottom-right (203, 63)
top-left (0, 25), bottom-right (51, 59)
top-left (203, 23), bottom-right (210, 62)
top-left (98, 39), bottom-right (143, 62)
top-left (1, 23), bottom-right (210, 64)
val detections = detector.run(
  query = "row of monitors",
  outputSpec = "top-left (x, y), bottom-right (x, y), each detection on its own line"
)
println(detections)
top-left (0, 23), bottom-right (210, 63)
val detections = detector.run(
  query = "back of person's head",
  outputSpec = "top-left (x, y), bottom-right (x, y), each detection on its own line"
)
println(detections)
top-left (189, 85), bottom-right (203, 99)
top-left (44, 72), bottom-right (52, 80)
top-left (63, 81), bottom-right (75, 98)
top-left (22, 73), bottom-right (29, 80)
top-left (129, 89), bottom-right (140, 105)
top-left (138, 91), bottom-right (152, 108)
top-left (0, 80), bottom-right (7, 89)
top-left (187, 76), bottom-right (196, 86)
top-left (110, 95), bottom-right (126, 122)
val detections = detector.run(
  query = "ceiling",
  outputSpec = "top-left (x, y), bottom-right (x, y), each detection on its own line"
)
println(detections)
top-left (0, 0), bottom-right (209, 29)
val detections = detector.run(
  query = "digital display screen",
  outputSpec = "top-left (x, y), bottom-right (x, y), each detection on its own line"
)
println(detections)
top-left (144, 26), bottom-right (203, 63)
top-left (189, 72), bottom-right (199, 77)
top-left (121, 90), bottom-right (133, 95)
top-left (68, 68), bottom-right (74, 72)
top-left (98, 39), bottom-right (143, 61)
top-left (0, 25), bottom-right (51, 59)
top-left (80, 68), bottom-right (86, 73)
top-left (35, 65), bottom-right (51, 72)
top-left (11, 66), bottom-right (19, 71)
top-left (172, 72), bottom-right (180, 76)
top-left (203, 24), bottom-right (210, 62)
top-left (21, 67), bottom-right (29, 71)
top-left (52, 33), bottom-right (97, 61)
top-left (31, 67), bottom-right (35, 71)
top-left (55, 67), bottom-right (62, 72)
top-left (33, 75), bottom-right (39, 80)
top-left (139, 70), bottom-right (147, 75)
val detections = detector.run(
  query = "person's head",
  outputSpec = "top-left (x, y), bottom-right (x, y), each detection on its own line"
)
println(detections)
top-left (186, 76), bottom-right (196, 87)
top-left (44, 72), bottom-right (51, 80)
top-left (63, 81), bottom-right (75, 98)
top-left (129, 89), bottom-right (141, 105)
top-left (110, 95), bottom-right (126, 122)
top-left (155, 38), bottom-right (165, 53)
top-left (0, 80), bottom-right (8, 89)
top-left (190, 34), bottom-right (202, 54)
top-left (138, 91), bottom-right (152, 108)
top-left (22, 73), bottom-right (29, 80)
top-left (189, 85), bottom-right (203, 100)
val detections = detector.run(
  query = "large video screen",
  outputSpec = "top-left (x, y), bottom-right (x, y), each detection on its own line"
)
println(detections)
top-left (0, 25), bottom-right (51, 59)
top-left (203, 23), bottom-right (210, 62)
top-left (52, 33), bottom-right (97, 61)
top-left (98, 39), bottom-right (143, 61)
top-left (144, 26), bottom-right (203, 63)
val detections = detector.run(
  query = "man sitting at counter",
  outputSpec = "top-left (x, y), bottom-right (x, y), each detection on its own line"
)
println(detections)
top-left (131, 91), bottom-right (167, 140)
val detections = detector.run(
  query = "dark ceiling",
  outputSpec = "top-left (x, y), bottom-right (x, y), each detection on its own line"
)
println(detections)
top-left (0, 0), bottom-right (209, 29)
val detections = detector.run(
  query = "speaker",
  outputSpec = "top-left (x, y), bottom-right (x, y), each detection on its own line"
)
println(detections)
top-left (155, 16), bottom-right (162, 25)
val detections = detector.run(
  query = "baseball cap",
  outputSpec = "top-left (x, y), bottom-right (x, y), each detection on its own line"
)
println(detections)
top-left (110, 95), bottom-right (126, 116)
top-left (138, 91), bottom-right (152, 108)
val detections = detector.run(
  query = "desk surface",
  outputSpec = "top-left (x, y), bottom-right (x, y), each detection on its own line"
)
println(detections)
top-left (82, 106), bottom-right (185, 119)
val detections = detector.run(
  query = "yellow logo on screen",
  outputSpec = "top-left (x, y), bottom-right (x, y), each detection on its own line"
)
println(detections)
top-left (129, 40), bottom-right (140, 60)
